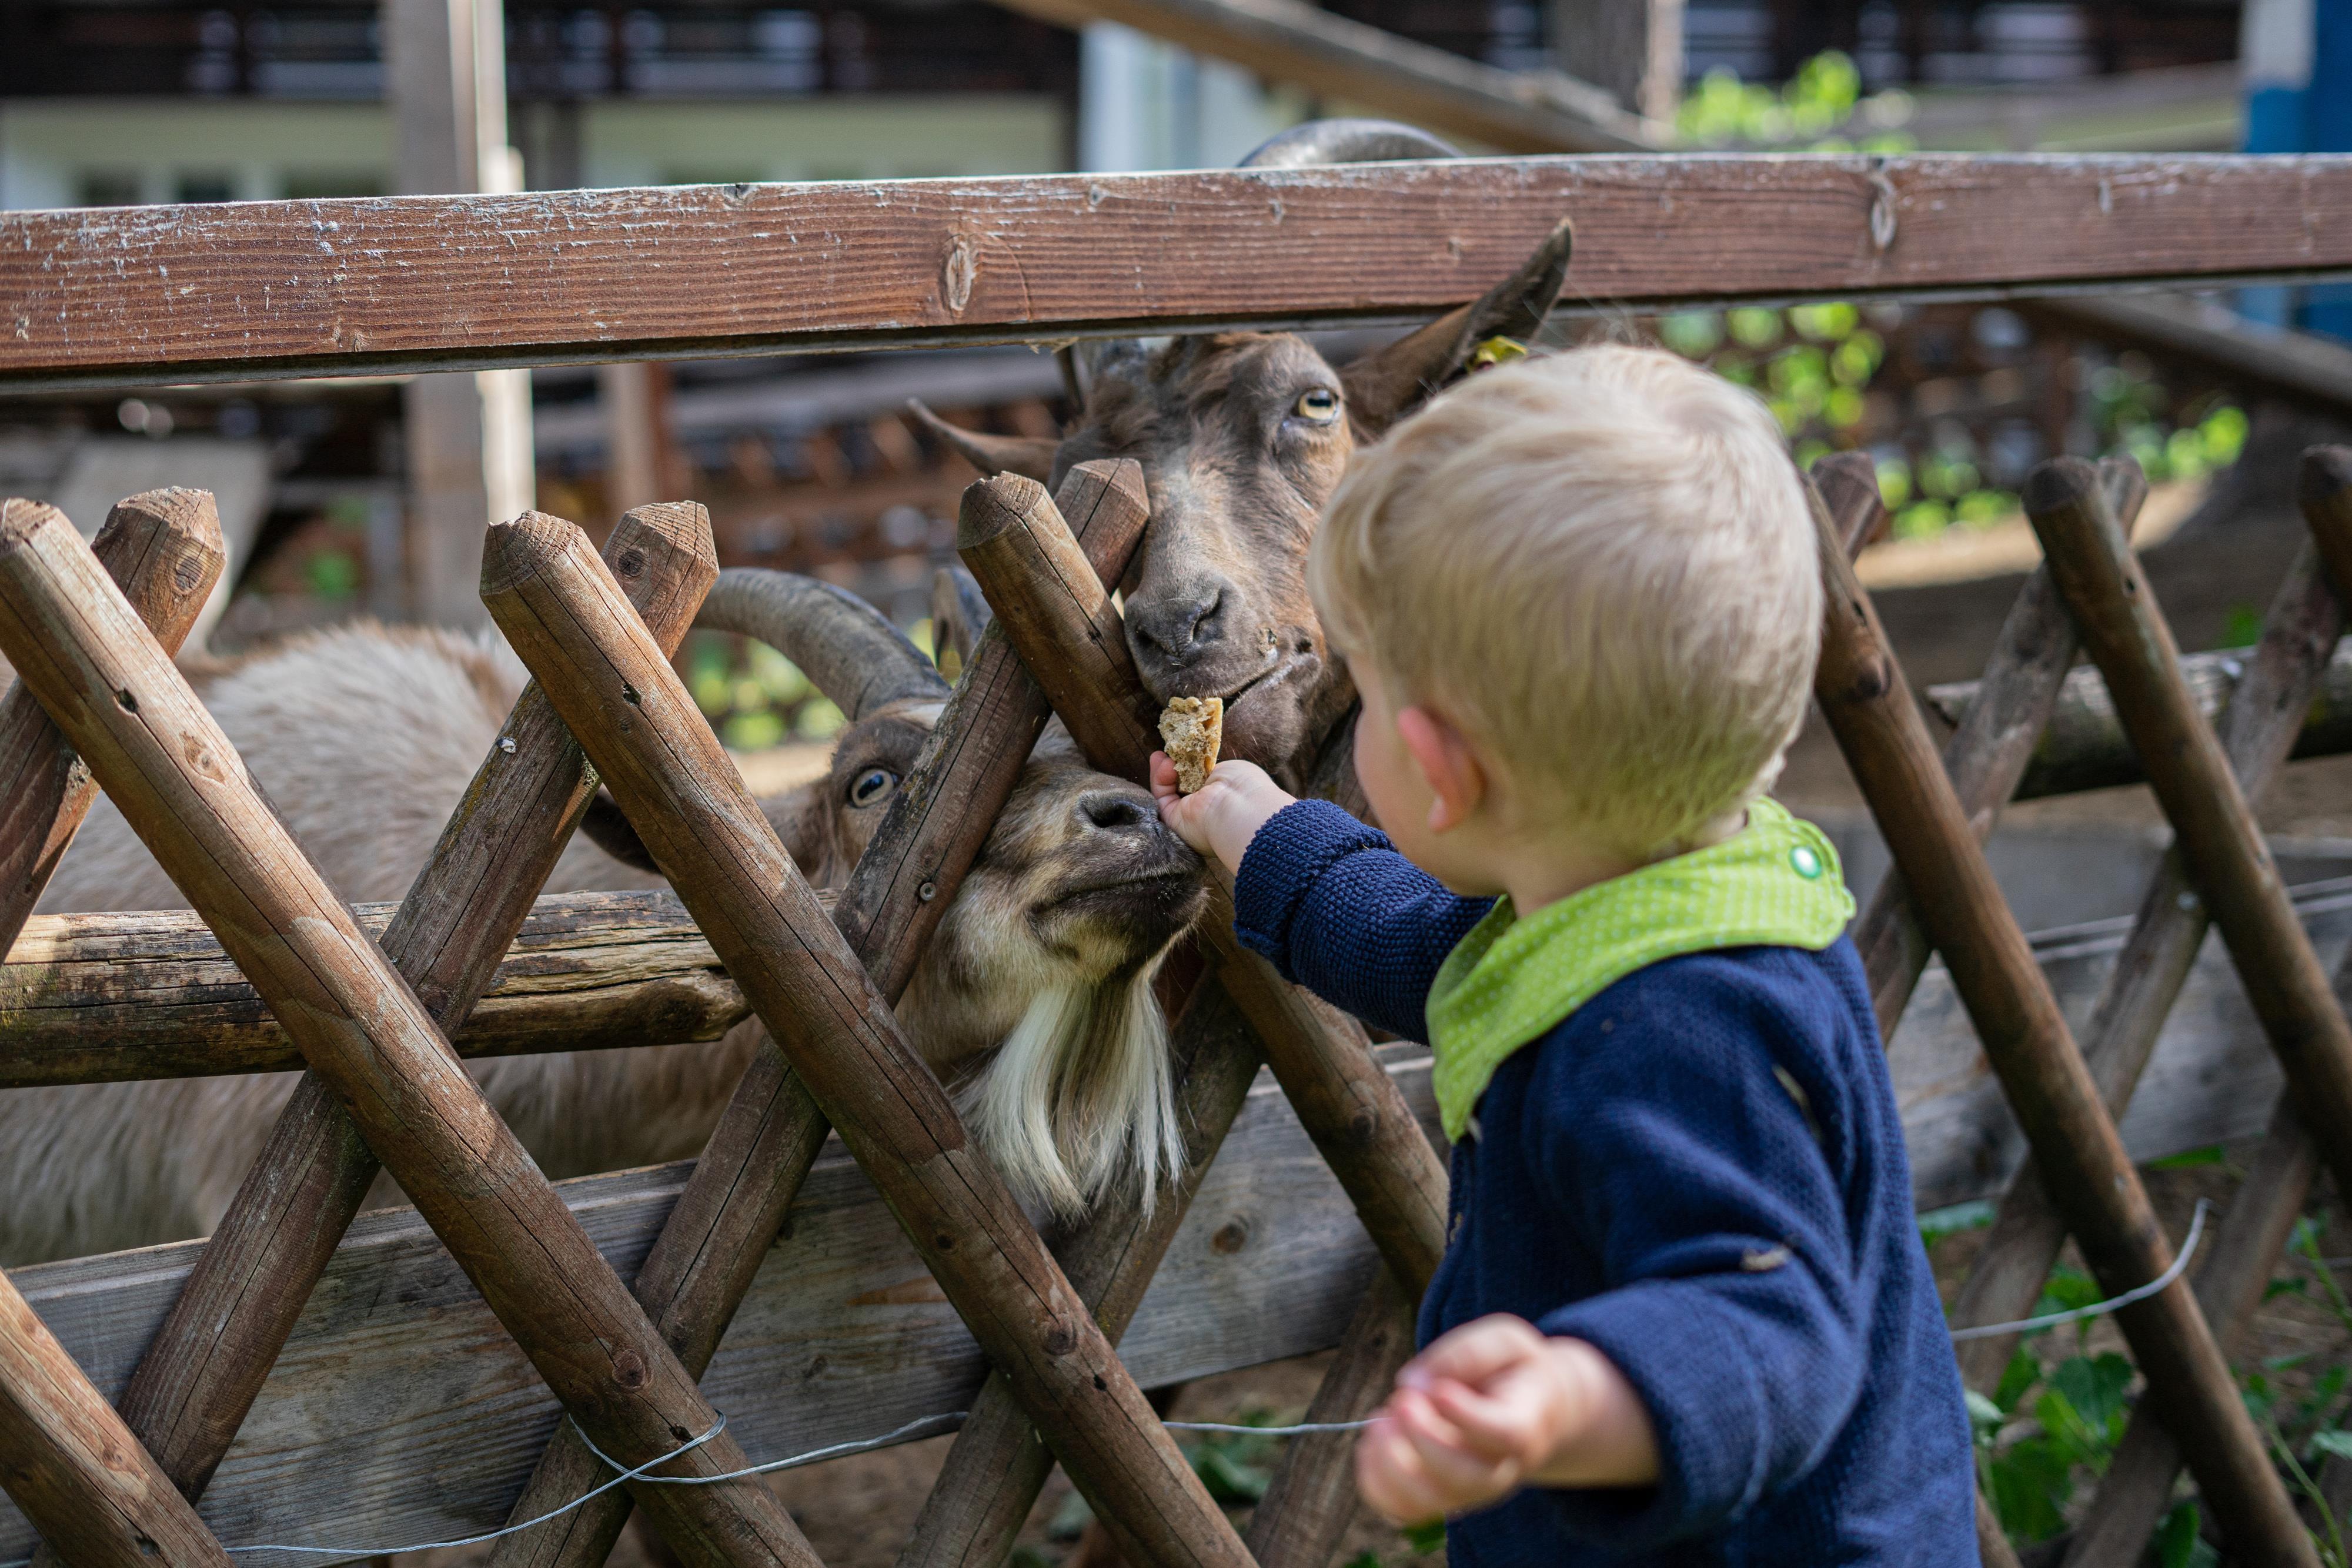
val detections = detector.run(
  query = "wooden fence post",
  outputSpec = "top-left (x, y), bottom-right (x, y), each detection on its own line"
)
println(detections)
top-left (0, 501), bottom-right (816, 1568)
top-left (0, 1272), bottom-right (231, 1568)
top-left (1806, 477), bottom-right (2318, 1564)
top-left (2052, 446), bottom-right (2352, 1568)
top-left (479, 510), bottom-right (1252, 1568)
top-left (2025, 456), bottom-right (2352, 1203)
top-left (1946, 534), bottom-right (2343, 1386)
top-left (0, 490), bottom-right (230, 1568)
top-left (485, 460), bottom-right (1155, 1568)
top-left (42, 505), bottom-right (722, 1542)
top-left (1824, 453), bottom-right (2148, 1032)
top-left (1, 492), bottom-right (225, 944)
top-left (898, 981), bottom-right (1267, 1568)
top-left (954, 472), bottom-right (1450, 1565)
top-left (958, 473), bottom-right (1450, 1292)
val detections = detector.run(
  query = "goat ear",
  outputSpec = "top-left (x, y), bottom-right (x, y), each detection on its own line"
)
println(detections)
top-left (1339, 218), bottom-right (1573, 437)
top-left (929, 563), bottom-right (991, 676)
top-left (579, 790), bottom-right (662, 874)
top-left (907, 400), bottom-right (1059, 482)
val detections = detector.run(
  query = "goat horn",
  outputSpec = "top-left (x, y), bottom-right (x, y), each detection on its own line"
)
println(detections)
top-left (907, 400), bottom-right (1060, 482)
top-left (1238, 118), bottom-right (1459, 168)
top-left (694, 569), bottom-right (948, 721)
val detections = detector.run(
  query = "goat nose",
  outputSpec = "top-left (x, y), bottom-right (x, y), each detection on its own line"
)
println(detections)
top-left (1129, 585), bottom-right (1225, 667)
top-left (1078, 792), bottom-right (1154, 834)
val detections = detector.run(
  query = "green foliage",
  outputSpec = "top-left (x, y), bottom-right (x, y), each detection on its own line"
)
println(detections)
top-left (2157, 1501), bottom-right (2219, 1568)
top-left (1402, 1519), bottom-right (1448, 1554)
top-left (1675, 51), bottom-right (1915, 153)
top-left (1917, 1198), bottom-right (1996, 1249)
top-left (2147, 1144), bottom-right (2229, 1171)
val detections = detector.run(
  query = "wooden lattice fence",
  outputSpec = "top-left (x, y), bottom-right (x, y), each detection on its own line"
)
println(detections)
top-left (3, 151), bottom-right (2352, 1568)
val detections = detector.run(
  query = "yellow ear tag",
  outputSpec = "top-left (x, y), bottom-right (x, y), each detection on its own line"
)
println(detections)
top-left (1469, 336), bottom-right (1529, 372)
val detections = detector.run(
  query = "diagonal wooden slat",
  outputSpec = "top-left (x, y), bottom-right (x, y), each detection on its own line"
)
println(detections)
top-left (1806, 476), bottom-right (2316, 1564)
top-left (483, 460), bottom-right (1155, 1568)
top-left (479, 513), bottom-right (1250, 1568)
top-left (0, 490), bottom-right (230, 1568)
top-left (947, 472), bottom-right (1449, 1567)
top-left (1947, 533), bottom-right (2343, 1388)
top-left (25, 504), bottom-right (724, 1560)
top-left (2, 492), bottom-right (226, 944)
top-left (0, 503), bottom-right (816, 1568)
top-left (1832, 453), bottom-right (2149, 1035)
top-left (957, 473), bottom-right (1450, 1292)
top-left (0, 1271), bottom-right (230, 1568)
top-left (898, 981), bottom-right (1267, 1568)
top-left (2027, 456), bottom-right (2352, 1202)
top-left (2041, 448), bottom-right (2352, 1568)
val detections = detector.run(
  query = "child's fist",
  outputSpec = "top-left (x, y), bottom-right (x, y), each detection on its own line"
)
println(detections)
top-left (1148, 753), bottom-right (1294, 877)
top-left (1355, 1316), bottom-right (1659, 1526)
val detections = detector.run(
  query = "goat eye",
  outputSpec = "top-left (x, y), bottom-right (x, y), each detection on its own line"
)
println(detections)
top-left (848, 767), bottom-right (898, 807)
top-left (1293, 387), bottom-right (1340, 423)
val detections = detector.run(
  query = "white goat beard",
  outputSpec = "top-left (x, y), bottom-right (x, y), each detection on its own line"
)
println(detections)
top-left (958, 977), bottom-right (1183, 1222)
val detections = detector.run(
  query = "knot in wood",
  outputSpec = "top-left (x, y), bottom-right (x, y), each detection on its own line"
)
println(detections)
top-left (172, 551), bottom-right (206, 594)
top-left (1211, 1216), bottom-right (1252, 1255)
top-left (1041, 1319), bottom-right (1080, 1356)
top-left (612, 1348), bottom-right (648, 1389)
top-left (940, 235), bottom-right (977, 316)
top-left (616, 547), bottom-right (647, 580)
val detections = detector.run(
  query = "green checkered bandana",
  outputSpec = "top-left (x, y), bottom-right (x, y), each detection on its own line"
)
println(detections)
top-left (1424, 798), bottom-right (1854, 1142)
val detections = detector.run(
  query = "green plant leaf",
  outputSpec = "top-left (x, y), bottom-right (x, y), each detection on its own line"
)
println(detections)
top-left (1986, 1433), bottom-right (2074, 1543)
top-left (1402, 1519), bottom-right (1447, 1555)
top-left (1192, 1442), bottom-right (1271, 1504)
top-left (2147, 1144), bottom-right (2227, 1170)
top-left (2312, 1428), bottom-right (2352, 1460)
top-left (1993, 1346), bottom-right (2042, 1415)
top-left (2156, 1500), bottom-right (2219, 1568)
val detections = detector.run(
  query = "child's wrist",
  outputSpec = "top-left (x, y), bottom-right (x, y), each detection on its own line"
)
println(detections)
top-left (1525, 1338), bottom-right (1660, 1490)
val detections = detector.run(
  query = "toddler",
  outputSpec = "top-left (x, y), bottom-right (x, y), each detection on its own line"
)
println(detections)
top-left (1153, 345), bottom-right (1975, 1564)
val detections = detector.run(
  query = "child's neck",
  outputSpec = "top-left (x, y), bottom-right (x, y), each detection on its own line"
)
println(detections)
top-left (1502, 807), bottom-right (1749, 918)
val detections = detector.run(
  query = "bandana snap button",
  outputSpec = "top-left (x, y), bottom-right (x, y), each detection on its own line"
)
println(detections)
top-left (1789, 845), bottom-right (1823, 880)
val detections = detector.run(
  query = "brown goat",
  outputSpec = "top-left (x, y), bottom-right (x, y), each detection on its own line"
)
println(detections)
top-left (914, 120), bottom-right (1575, 794)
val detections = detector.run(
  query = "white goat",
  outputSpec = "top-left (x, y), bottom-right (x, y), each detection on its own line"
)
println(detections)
top-left (1, 571), bottom-right (1207, 1266)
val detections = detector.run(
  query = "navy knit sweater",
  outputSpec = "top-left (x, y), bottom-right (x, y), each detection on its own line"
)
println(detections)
top-left (1232, 800), bottom-right (1976, 1567)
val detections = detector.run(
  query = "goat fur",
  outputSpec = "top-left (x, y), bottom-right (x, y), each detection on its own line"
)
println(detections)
top-left (2, 620), bottom-right (1202, 1265)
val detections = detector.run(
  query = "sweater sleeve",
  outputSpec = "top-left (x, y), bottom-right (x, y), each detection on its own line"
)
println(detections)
top-left (1519, 960), bottom-right (1865, 1549)
top-left (1230, 798), bottom-right (1492, 1043)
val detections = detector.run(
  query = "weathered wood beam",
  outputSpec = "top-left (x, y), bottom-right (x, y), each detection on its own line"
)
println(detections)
top-left (0, 491), bottom-right (231, 1568)
top-left (2054, 449), bottom-right (2352, 1568)
top-left (958, 473), bottom-right (1449, 1293)
top-left (481, 511), bottom-right (1250, 1568)
top-left (990, 0), bottom-right (1653, 152)
top-left (0, 1270), bottom-right (230, 1567)
top-left (52, 506), bottom-right (727, 1568)
top-left (1947, 521), bottom-right (2343, 1390)
top-left (2026, 292), bottom-right (2352, 427)
top-left (1830, 451), bottom-right (2147, 1033)
top-left (1, 492), bottom-right (225, 947)
top-left (0, 502), bottom-right (815, 1568)
top-left (0, 890), bottom-right (744, 1087)
top-left (956, 470), bottom-right (1448, 1566)
top-left (1928, 634), bottom-right (2352, 800)
top-left (1808, 474), bottom-right (2317, 1563)
top-left (487, 461), bottom-right (1152, 1568)
top-left (7, 156), bottom-right (2352, 390)
top-left (2028, 457), bottom-right (2352, 1212)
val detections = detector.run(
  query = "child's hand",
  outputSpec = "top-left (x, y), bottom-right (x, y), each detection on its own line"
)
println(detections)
top-left (1355, 1315), bottom-right (1659, 1527)
top-left (1149, 753), bottom-right (1294, 877)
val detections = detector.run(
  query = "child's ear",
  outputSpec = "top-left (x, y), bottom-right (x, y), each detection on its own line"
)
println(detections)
top-left (1396, 706), bottom-right (1488, 834)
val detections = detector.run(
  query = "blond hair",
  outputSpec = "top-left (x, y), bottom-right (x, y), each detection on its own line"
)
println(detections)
top-left (1312, 344), bottom-right (1820, 858)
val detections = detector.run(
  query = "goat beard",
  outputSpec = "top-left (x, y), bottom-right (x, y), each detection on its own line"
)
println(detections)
top-left (956, 971), bottom-right (1183, 1223)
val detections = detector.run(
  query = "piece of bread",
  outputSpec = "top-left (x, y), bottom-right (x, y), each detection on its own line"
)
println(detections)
top-left (1158, 696), bottom-right (1224, 794)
